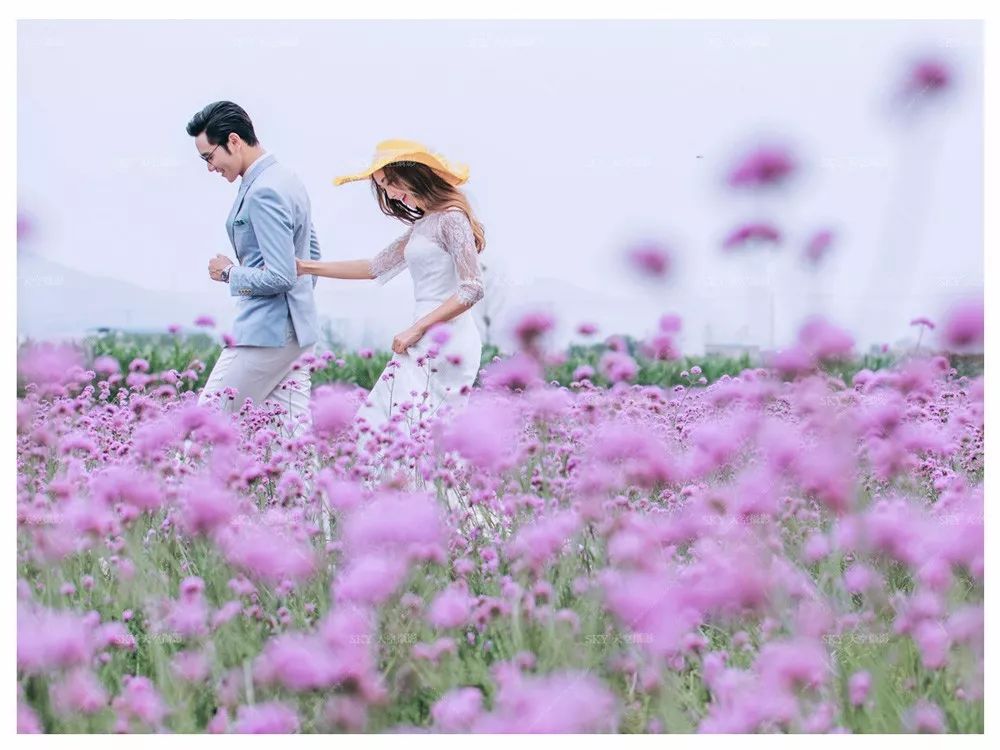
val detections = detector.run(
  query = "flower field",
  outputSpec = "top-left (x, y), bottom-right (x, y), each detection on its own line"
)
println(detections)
top-left (15, 48), bottom-right (985, 734)
top-left (16, 303), bottom-right (984, 734)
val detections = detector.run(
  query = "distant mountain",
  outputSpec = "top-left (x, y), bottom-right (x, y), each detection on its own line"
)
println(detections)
top-left (17, 252), bottom-right (676, 353)
top-left (18, 252), bottom-right (234, 342)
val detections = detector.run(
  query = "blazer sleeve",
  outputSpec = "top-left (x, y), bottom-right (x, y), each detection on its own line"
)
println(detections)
top-left (228, 187), bottom-right (297, 297)
top-left (308, 221), bottom-right (321, 289)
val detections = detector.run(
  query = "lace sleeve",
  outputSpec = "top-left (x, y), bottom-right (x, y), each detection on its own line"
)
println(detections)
top-left (438, 209), bottom-right (485, 306)
top-left (368, 228), bottom-right (412, 285)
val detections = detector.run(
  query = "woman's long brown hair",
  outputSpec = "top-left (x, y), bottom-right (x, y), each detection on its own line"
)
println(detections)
top-left (371, 162), bottom-right (486, 253)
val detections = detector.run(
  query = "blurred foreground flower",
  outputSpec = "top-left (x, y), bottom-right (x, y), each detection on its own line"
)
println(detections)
top-left (722, 222), bottom-right (782, 251)
top-left (728, 145), bottom-right (797, 189)
top-left (625, 242), bottom-right (672, 279)
top-left (804, 229), bottom-right (835, 265)
top-left (940, 298), bottom-right (983, 350)
top-left (17, 342), bottom-right (85, 387)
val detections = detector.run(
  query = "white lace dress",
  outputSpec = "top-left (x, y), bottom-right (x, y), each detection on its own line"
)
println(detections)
top-left (354, 207), bottom-right (485, 460)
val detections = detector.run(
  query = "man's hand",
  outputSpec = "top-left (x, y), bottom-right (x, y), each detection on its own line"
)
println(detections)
top-left (392, 325), bottom-right (425, 355)
top-left (209, 254), bottom-right (235, 282)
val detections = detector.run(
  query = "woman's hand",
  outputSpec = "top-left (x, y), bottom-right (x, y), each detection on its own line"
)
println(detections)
top-left (391, 325), bottom-right (425, 355)
top-left (295, 258), bottom-right (310, 277)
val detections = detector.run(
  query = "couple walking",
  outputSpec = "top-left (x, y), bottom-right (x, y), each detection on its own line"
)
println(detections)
top-left (187, 101), bottom-right (486, 450)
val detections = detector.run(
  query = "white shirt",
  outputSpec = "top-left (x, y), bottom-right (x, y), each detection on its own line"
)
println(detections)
top-left (242, 151), bottom-right (268, 178)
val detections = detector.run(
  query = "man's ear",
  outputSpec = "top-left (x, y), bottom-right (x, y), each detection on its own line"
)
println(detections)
top-left (229, 132), bottom-right (241, 150)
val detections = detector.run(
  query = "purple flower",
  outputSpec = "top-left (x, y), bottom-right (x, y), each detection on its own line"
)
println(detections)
top-left (437, 397), bottom-right (521, 473)
top-left (194, 315), bottom-right (216, 328)
top-left (324, 696), bottom-right (368, 732)
top-left (912, 619), bottom-right (951, 669)
top-left (178, 477), bottom-right (239, 536)
top-left (471, 670), bottom-right (618, 732)
top-left (50, 668), bottom-right (108, 716)
top-left (17, 342), bottom-right (84, 387)
top-left (18, 701), bottom-right (41, 733)
top-left (333, 553), bottom-right (409, 606)
top-left (797, 315), bottom-right (855, 360)
top-left (428, 322), bottom-right (453, 345)
top-left (432, 687), bottom-right (484, 732)
top-left (940, 298), bottom-right (983, 349)
top-left (910, 316), bottom-right (935, 330)
top-left (341, 491), bottom-right (447, 560)
top-left (843, 563), bottom-right (880, 594)
top-left (128, 357), bottom-right (150, 373)
top-left (626, 242), bottom-right (672, 278)
top-left (166, 577), bottom-right (209, 638)
top-left (480, 353), bottom-right (545, 391)
top-left (768, 344), bottom-right (815, 377)
top-left (428, 583), bottom-right (475, 629)
top-left (171, 649), bottom-right (211, 683)
top-left (17, 212), bottom-right (33, 243)
top-left (658, 313), bottom-right (682, 333)
top-left (642, 333), bottom-right (678, 361)
top-left (254, 632), bottom-right (343, 692)
top-left (728, 146), bottom-right (796, 188)
top-left (513, 311), bottom-right (556, 352)
top-left (907, 59), bottom-right (952, 95)
top-left (803, 533), bottom-right (830, 563)
top-left (902, 700), bottom-right (946, 733)
top-left (756, 637), bottom-right (829, 693)
top-left (507, 510), bottom-right (581, 575)
top-left (848, 671), bottom-right (871, 707)
top-left (233, 701), bottom-right (300, 733)
top-left (722, 222), bottom-right (782, 250)
top-left (805, 229), bottom-right (835, 264)
top-left (93, 355), bottom-right (120, 375)
top-left (218, 517), bottom-right (317, 585)
top-left (310, 385), bottom-right (356, 440)
top-left (113, 675), bottom-right (168, 728)
top-left (599, 350), bottom-right (638, 383)
top-left (91, 465), bottom-right (164, 512)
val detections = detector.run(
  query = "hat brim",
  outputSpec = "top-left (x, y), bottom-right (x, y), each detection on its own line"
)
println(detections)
top-left (333, 153), bottom-right (469, 187)
top-left (332, 173), bottom-right (372, 186)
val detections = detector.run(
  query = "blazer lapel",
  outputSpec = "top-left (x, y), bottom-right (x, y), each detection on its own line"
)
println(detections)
top-left (227, 154), bottom-right (277, 262)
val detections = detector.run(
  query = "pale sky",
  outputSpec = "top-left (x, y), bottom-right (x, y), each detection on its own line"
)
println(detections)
top-left (17, 19), bottom-right (983, 353)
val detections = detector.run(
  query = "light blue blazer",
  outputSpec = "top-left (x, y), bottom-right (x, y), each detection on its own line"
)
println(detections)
top-left (225, 154), bottom-right (321, 347)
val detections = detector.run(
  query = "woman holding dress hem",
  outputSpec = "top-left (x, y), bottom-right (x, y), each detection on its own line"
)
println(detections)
top-left (296, 140), bottom-right (487, 486)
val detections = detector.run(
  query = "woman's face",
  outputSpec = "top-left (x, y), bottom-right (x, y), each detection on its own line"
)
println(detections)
top-left (373, 168), bottom-right (420, 210)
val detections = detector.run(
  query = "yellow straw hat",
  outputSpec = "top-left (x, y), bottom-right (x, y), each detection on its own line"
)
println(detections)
top-left (333, 138), bottom-right (470, 187)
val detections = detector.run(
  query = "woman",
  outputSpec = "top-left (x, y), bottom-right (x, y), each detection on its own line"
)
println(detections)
top-left (297, 139), bottom-right (486, 476)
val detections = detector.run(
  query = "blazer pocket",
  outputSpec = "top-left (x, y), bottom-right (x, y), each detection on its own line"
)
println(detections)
top-left (233, 221), bottom-right (254, 244)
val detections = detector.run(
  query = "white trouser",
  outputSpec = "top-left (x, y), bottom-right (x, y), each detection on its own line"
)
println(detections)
top-left (197, 318), bottom-right (314, 438)
top-left (194, 317), bottom-right (330, 540)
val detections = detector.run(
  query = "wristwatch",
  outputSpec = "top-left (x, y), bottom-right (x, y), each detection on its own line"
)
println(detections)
top-left (220, 264), bottom-right (234, 283)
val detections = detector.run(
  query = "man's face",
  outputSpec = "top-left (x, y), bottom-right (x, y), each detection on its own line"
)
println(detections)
top-left (195, 132), bottom-right (242, 184)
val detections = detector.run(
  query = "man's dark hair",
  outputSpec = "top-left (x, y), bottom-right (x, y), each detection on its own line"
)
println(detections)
top-left (186, 101), bottom-right (258, 152)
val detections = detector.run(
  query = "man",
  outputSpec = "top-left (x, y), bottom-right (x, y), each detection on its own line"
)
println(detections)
top-left (186, 100), bottom-right (321, 435)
